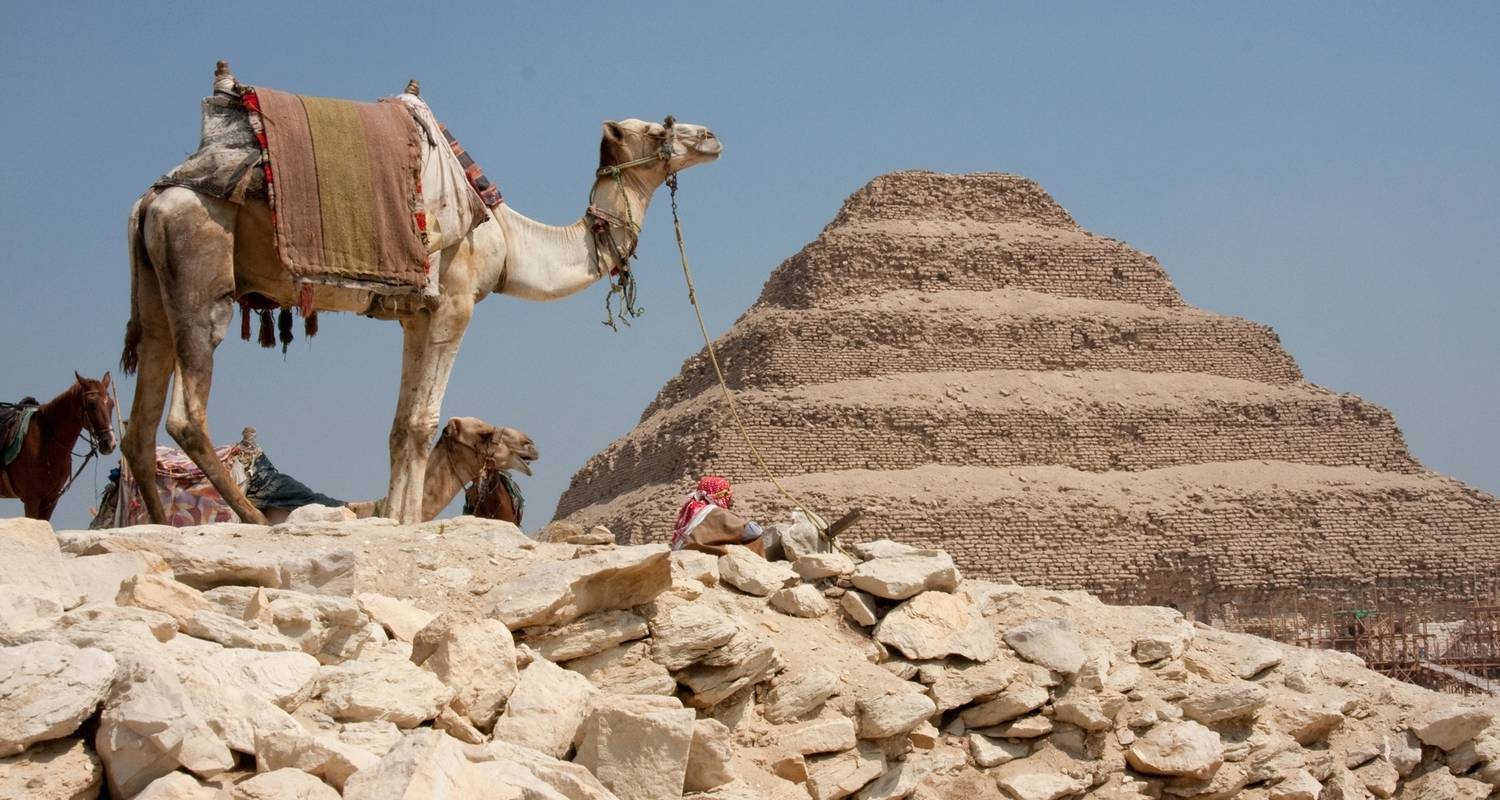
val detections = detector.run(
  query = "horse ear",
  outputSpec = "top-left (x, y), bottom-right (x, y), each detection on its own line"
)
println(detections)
top-left (75, 371), bottom-right (85, 384)
top-left (101, 372), bottom-right (112, 389)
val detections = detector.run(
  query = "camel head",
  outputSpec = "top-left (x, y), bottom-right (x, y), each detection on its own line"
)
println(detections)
top-left (599, 118), bottom-right (721, 180)
top-left (440, 417), bottom-right (537, 476)
top-left (497, 427), bottom-right (539, 476)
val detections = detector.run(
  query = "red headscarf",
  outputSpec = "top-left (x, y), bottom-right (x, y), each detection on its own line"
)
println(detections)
top-left (671, 476), bottom-right (733, 549)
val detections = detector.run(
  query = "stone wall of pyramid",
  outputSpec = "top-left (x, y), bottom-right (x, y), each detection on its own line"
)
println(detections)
top-left (554, 172), bottom-right (1500, 616)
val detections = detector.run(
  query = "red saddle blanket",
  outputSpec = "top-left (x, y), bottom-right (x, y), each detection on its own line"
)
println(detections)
top-left (245, 87), bottom-right (431, 295)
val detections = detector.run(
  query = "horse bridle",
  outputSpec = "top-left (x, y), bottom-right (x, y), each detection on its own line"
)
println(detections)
top-left (57, 390), bottom-right (114, 504)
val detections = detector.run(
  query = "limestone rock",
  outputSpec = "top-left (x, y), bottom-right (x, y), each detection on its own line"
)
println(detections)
top-left (341, 728), bottom-right (520, 799)
top-left (848, 552), bottom-right (959, 601)
top-left (1415, 706), bottom-right (1494, 751)
top-left (92, 537), bottom-right (356, 594)
top-left (718, 546), bottom-right (797, 597)
top-left (794, 552), bottom-right (856, 581)
top-left (117, 573), bottom-right (207, 627)
top-left (1178, 680), bottom-right (1269, 725)
top-left (59, 604), bottom-right (178, 642)
top-left (64, 550), bottom-right (172, 606)
top-left (490, 657), bottom-right (598, 758)
top-left (410, 613), bottom-right (518, 730)
top-left (337, 720), bottom-right (403, 757)
top-left (1050, 686), bottom-right (1126, 732)
top-left (480, 739), bottom-right (619, 800)
top-left (0, 517), bottom-right (82, 609)
top-left (0, 584), bottom-right (65, 638)
top-left (182, 609), bottom-right (301, 652)
top-left (133, 772), bottom-right (217, 799)
top-left (671, 549), bottom-right (720, 586)
top-left (873, 591), bottom-right (997, 661)
top-left (202, 648), bottom-right (321, 711)
top-left (566, 641), bottom-right (677, 696)
top-left (1124, 720), bottom-right (1224, 780)
top-left (765, 666), bottom-right (841, 723)
top-left (858, 692), bottom-right (937, 739)
top-left (840, 590), bottom-right (881, 626)
top-left (488, 544), bottom-right (671, 630)
top-left (524, 609), bottom-right (649, 662)
top-left (575, 694), bottom-right (697, 800)
top-left (1269, 768), bottom-right (1321, 800)
top-left (927, 658), bottom-right (1017, 711)
top-left (968, 733), bottom-right (1029, 768)
top-left (288, 503), bottom-right (356, 524)
top-left (254, 728), bottom-right (378, 791)
top-left (318, 657), bottom-right (454, 727)
top-left (1271, 701), bottom-right (1345, 745)
top-left (0, 641), bottom-right (118, 756)
top-left (0, 737), bottom-right (103, 800)
top-left (648, 599), bottom-right (738, 670)
top-left (358, 593), bottom-right (436, 642)
top-left (977, 715), bottom-right (1053, 739)
top-left (771, 584), bottom-right (831, 618)
top-left (685, 718), bottom-right (737, 792)
top-left (231, 768), bottom-right (340, 800)
top-left (779, 715), bottom-right (859, 756)
top-left (95, 663), bottom-right (236, 797)
top-left (676, 626), bottom-right (782, 707)
top-left (806, 743), bottom-right (885, 800)
top-left (958, 682), bottom-right (1049, 728)
top-left (993, 758), bottom-right (1090, 800)
top-left (1002, 619), bottom-right (1086, 676)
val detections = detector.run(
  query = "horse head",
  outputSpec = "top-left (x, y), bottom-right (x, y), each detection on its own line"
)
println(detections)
top-left (74, 372), bottom-right (116, 454)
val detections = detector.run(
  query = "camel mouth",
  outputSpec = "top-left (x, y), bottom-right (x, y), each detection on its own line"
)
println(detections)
top-left (516, 454), bottom-right (536, 476)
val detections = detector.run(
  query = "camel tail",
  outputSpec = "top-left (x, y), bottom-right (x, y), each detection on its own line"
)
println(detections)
top-left (120, 193), bottom-right (151, 375)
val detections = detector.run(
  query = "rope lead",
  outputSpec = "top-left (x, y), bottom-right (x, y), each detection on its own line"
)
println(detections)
top-left (667, 176), bottom-right (828, 535)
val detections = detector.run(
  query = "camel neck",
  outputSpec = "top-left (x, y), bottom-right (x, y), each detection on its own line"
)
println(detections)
top-left (420, 437), bottom-right (478, 520)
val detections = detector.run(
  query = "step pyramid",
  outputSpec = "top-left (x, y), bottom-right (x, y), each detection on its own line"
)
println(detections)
top-left (554, 172), bottom-right (1500, 616)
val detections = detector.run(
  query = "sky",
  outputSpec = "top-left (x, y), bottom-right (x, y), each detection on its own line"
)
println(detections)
top-left (2, 3), bottom-right (1496, 531)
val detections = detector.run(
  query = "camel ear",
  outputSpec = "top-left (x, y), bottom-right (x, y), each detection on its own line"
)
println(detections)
top-left (444, 419), bottom-right (461, 439)
top-left (602, 121), bottom-right (624, 142)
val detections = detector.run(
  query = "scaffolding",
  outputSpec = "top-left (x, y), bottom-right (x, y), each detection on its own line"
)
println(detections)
top-left (1219, 582), bottom-right (1500, 697)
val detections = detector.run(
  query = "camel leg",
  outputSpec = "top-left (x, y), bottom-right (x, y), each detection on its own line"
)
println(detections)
top-left (149, 189), bottom-right (268, 525)
top-left (386, 297), bottom-right (473, 523)
top-left (122, 261), bottom-right (175, 525)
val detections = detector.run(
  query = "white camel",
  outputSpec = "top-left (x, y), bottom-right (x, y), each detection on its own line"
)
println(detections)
top-left (120, 75), bottom-right (720, 525)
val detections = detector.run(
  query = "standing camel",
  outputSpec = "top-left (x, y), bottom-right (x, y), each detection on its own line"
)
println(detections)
top-left (120, 90), bottom-right (720, 524)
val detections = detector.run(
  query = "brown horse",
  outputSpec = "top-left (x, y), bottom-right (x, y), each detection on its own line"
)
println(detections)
top-left (0, 373), bottom-right (118, 520)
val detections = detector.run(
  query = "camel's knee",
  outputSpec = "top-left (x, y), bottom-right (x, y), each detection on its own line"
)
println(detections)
top-left (165, 410), bottom-right (208, 450)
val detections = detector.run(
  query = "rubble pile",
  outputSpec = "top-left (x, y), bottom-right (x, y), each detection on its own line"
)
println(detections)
top-left (1, 511), bottom-right (1496, 799)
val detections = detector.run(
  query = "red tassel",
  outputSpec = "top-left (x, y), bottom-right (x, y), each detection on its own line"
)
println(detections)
top-left (257, 310), bottom-right (275, 348)
top-left (239, 298), bottom-right (251, 341)
top-left (304, 311), bottom-right (319, 338)
top-left (298, 283), bottom-right (316, 318)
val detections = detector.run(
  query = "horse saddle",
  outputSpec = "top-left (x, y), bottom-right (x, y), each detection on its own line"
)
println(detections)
top-left (0, 398), bottom-right (39, 467)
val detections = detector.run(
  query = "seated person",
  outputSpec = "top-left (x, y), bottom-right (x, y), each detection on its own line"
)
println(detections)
top-left (671, 476), bottom-right (780, 558)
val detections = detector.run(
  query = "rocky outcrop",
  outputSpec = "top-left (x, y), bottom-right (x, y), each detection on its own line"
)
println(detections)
top-left (0, 515), bottom-right (1496, 800)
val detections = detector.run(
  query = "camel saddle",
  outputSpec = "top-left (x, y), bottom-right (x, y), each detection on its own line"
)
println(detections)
top-left (155, 77), bottom-right (495, 299)
top-left (0, 398), bottom-right (38, 468)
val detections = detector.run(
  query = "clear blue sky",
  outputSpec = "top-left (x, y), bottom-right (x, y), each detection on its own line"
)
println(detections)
top-left (3, 3), bottom-right (1496, 530)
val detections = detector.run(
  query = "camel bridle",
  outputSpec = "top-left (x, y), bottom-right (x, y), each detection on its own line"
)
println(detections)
top-left (587, 116), bottom-right (685, 329)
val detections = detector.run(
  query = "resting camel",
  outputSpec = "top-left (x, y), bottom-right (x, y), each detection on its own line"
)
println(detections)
top-left (347, 416), bottom-right (537, 521)
top-left (120, 73), bottom-right (720, 524)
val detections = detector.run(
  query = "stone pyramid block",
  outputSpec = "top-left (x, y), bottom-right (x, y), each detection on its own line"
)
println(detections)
top-left (555, 171), bottom-right (1500, 615)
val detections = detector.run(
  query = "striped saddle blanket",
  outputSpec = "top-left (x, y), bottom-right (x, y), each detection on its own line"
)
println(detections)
top-left (241, 87), bottom-right (496, 298)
